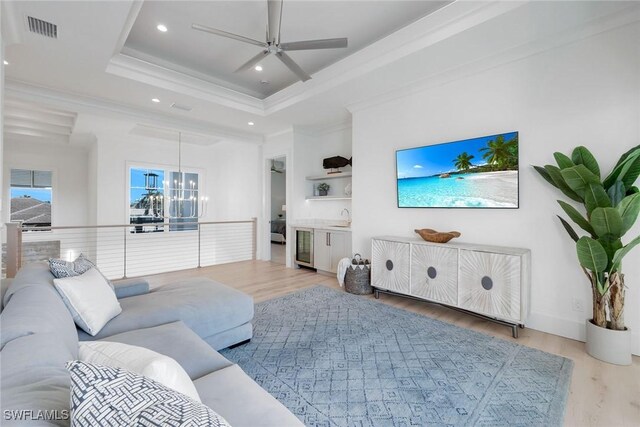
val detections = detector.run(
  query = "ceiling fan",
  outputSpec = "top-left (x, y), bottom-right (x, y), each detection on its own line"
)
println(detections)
top-left (192, 0), bottom-right (348, 82)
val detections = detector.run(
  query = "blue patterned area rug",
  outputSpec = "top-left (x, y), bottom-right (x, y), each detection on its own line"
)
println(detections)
top-left (220, 286), bottom-right (573, 427)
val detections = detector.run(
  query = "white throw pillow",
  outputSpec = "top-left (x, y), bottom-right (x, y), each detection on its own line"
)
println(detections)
top-left (53, 268), bottom-right (121, 336)
top-left (79, 341), bottom-right (201, 402)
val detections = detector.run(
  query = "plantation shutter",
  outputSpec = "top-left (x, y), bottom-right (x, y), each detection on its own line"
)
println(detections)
top-left (33, 171), bottom-right (52, 188)
top-left (10, 169), bottom-right (52, 188)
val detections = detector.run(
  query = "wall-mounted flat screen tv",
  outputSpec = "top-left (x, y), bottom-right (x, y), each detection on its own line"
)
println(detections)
top-left (396, 131), bottom-right (519, 208)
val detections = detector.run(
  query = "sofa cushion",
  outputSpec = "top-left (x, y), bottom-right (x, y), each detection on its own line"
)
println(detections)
top-left (99, 321), bottom-right (232, 380)
top-left (0, 282), bottom-right (78, 355)
top-left (0, 333), bottom-right (73, 426)
top-left (53, 268), bottom-right (122, 336)
top-left (67, 361), bottom-right (231, 427)
top-left (112, 277), bottom-right (150, 299)
top-left (79, 341), bottom-right (201, 401)
top-left (78, 278), bottom-right (254, 342)
top-left (194, 364), bottom-right (305, 427)
top-left (3, 261), bottom-right (54, 307)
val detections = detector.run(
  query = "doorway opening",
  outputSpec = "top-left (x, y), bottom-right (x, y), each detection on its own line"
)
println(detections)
top-left (269, 157), bottom-right (286, 265)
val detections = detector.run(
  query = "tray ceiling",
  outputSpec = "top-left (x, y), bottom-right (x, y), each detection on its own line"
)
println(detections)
top-left (122, 1), bottom-right (451, 99)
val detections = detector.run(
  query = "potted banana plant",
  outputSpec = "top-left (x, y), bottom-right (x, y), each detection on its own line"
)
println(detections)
top-left (534, 145), bottom-right (639, 365)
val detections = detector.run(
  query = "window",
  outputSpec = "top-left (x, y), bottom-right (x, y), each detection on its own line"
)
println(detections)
top-left (129, 167), bottom-right (201, 233)
top-left (130, 168), bottom-right (165, 233)
top-left (10, 169), bottom-right (53, 228)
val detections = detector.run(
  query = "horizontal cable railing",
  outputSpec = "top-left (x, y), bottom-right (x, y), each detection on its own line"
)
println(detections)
top-left (3, 219), bottom-right (257, 279)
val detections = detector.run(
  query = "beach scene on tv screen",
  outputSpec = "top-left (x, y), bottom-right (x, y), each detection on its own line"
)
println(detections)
top-left (396, 132), bottom-right (519, 208)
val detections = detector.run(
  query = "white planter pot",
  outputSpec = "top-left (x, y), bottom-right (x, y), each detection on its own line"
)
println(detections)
top-left (585, 320), bottom-right (632, 366)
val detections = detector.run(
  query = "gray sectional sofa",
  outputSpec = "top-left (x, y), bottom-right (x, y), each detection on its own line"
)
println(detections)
top-left (0, 262), bottom-right (303, 426)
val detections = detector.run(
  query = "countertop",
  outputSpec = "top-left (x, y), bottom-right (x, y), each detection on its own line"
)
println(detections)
top-left (289, 220), bottom-right (351, 232)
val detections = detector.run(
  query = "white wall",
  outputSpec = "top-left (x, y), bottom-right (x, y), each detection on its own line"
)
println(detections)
top-left (351, 24), bottom-right (640, 353)
top-left (294, 125), bottom-right (352, 221)
top-left (3, 139), bottom-right (90, 226)
top-left (92, 132), bottom-right (261, 225)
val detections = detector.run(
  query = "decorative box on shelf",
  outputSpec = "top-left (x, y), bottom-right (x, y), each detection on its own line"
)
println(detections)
top-left (371, 236), bottom-right (530, 338)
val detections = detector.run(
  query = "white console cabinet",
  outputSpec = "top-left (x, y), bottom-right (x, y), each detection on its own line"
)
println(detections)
top-left (371, 236), bottom-right (530, 337)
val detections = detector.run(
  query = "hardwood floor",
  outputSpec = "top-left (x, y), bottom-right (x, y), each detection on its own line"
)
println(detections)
top-left (141, 260), bottom-right (640, 427)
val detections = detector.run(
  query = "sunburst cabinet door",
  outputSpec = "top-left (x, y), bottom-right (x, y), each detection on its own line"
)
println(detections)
top-left (459, 250), bottom-right (521, 321)
top-left (410, 245), bottom-right (458, 305)
top-left (371, 240), bottom-right (410, 294)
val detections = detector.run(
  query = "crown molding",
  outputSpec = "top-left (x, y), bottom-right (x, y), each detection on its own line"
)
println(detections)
top-left (106, 53), bottom-right (266, 115)
top-left (111, 1), bottom-right (143, 56)
top-left (297, 119), bottom-right (352, 137)
top-left (346, 2), bottom-right (640, 114)
top-left (262, 1), bottom-right (527, 116)
top-left (102, 1), bottom-right (524, 119)
top-left (5, 80), bottom-right (263, 144)
top-left (264, 127), bottom-right (294, 140)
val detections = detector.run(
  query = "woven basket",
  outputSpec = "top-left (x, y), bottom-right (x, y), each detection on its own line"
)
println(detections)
top-left (344, 254), bottom-right (372, 295)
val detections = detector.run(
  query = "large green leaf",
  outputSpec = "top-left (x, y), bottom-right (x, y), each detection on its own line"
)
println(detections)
top-left (591, 207), bottom-right (623, 239)
top-left (611, 235), bottom-right (640, 272)
top-left (607, 180), bottom-right (625, 206)
top-left (617, 193), bottom-right (640, 235)
top-left (597, 236), bottom-right (622, 270)
top-left (560, 165), bottom-right (600, 199)
top-left (554, 152), bottom-right (574, 170)
top-left (618, 152), bottom-right (640, 189)
top-left (558, 200), bottom-right (594, 235)
top-left (603, 148), bottom-right (640, 189)
top-left (545, 165), bottom-right (583, 202)
top-left (576, 236), bottom-right (608, 273)
top-left (533, 165), bottom-right (557, 188)
top-left (557, 215), bottom-right (580, 242)
top-left (572, 146), bottom-right (600, 177)
top-left (584, 184), bottom-right (611, 217)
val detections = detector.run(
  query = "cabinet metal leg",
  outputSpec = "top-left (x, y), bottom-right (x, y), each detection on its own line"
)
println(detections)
top-left (374, 289), bottom-right (380, 299)
top-left (511, 325), bottom-right (518, 338)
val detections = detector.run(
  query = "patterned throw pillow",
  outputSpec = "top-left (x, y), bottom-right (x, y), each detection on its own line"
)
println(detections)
top-left (67, 360), bottom-right (231, 427)
top-left (49, 254), bottom-right (114, 290)
top-left (49, 254), bottom-right (96, 278)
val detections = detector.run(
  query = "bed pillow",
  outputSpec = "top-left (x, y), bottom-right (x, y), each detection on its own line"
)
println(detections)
top-left (79, 341), bottom-right (200, 402)
top-left (67, 361), bottom-right (230, 427)
top-left (53, 268), bottom-right (121, 336)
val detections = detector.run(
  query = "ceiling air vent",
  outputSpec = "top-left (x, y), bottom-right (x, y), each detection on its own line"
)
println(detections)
top-left (27, 16), bottom-right (58, 38)
top-left (170, 103), bottom-right (192, 112)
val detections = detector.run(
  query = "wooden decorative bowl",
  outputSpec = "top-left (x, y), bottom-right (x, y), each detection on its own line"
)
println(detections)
top-left (414, 228), bottom-right (461, 243)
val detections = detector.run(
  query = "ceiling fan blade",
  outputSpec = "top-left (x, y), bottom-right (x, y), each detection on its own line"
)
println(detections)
top-left (280, 38), bottom-right (348, 51)
top-left (192, 23), bottom-right (267, 48)
top-left (267, 0), bottom-right (283, 44)
top-left (235, 50), bottom-right (270, 73)
top-left (276, 51), bottom-right (311, 82)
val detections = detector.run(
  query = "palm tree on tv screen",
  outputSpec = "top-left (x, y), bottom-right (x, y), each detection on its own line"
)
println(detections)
top-left (453, 152), bottom-right (474, 171)
top-left (480, 134), bottom-right (518, 170)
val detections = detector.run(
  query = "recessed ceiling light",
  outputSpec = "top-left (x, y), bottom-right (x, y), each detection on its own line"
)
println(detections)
top-left (248, 122), bottom-right (255, 126)
top-left (157, 24), bottom-right (168, 32)
top-left (152, 98), bottom-right (160, 103)
top-left (254, 65), bottom-right (263, 72)
top-left (3, 60), bottom-right (8, 65)
top-left (260, 80), bottom-right (270, 85)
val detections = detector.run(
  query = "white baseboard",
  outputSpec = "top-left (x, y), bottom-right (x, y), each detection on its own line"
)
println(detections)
top-left (527, 311), bottom-right (639, 356)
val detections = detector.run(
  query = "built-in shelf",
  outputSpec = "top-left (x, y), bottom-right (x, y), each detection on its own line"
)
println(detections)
top-left (305, 196), bottom-right (352, 201)
top-left (305, 172), bottom-right (352, 180)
